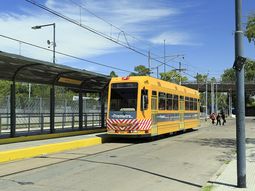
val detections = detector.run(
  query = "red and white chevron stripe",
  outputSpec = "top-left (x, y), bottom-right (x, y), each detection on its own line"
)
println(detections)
top-left (107, 118), bottom-right (152, 131)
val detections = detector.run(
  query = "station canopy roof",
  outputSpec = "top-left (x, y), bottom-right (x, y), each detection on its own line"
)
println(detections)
top-left (0, 51), bottom-right (111, 92)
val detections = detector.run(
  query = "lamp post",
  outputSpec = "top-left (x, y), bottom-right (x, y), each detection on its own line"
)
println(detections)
top-left (164, 39), bottom-right (166, 73)
top-left (32, 23), bottom-right (56, 64)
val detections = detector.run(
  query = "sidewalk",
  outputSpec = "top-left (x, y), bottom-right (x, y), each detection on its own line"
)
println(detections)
top-left (205, 142), bottom-right (255, 191)
top-left (0, 132), bottom-right (108, 163)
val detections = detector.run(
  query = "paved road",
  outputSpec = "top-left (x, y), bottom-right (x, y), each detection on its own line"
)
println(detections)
top-left (1, 118), bottom-right (254, 191)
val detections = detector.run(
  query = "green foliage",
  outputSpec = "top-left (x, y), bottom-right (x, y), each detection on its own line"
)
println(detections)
top-left (109, 71), bottom-right (118, 77)
top-left (160, 70), bottom-right (188, 84)
top-left (195, 73), bottom-right (208, 83)
top-left (245, 13), bottom-right (255, 44)
top-left (202, 185), bottom-right (214, 191)
top-left (221, 68), bottom-right (235, 82)
top-left (0, 80), bottom-right (11, 97)
top-left (210, 77), bottom-right (217, 83)
top-left (129, 65), bottom-right (150, 76)
top-left (221, 60), bottom-right (255, 82)
top-left (244, 60), bottom-right (255, 81)
top-left (0, 80), bottom-right (77, 100)
top-left (247, 96), bottom-right (255, 107)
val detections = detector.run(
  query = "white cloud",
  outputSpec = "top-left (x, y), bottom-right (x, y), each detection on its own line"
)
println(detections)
top-left (0, 0), bottom-right (190, 70)
top-left (150, 31), bottom-right (202, 46)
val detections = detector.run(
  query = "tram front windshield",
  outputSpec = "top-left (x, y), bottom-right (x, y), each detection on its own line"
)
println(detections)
top-left (110, 83), bottom-right (138, 111)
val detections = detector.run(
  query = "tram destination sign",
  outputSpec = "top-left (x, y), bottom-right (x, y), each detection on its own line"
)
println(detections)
top-left (109, 111), bottom-right (136, 119)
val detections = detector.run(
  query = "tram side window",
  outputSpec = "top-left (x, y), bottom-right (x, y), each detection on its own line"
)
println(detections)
top-left (180, 96), bottom-right (184, 110)
top-left (141, 89), bottom-right (148, 110)
top-left (173, 95), bottom-right (179, 110)
top-left (151, 91), bottom-right (157, 110)
top-left (185, 97), bottom-right (190, 110)
top-left (166, 94), bottom-right (173, 110)
top-left (191, 98), bottom-right (194, 110)
top-left (194, 98), bottom-right (198, 110)
top-left (159, 92), bottom-right (166, 110)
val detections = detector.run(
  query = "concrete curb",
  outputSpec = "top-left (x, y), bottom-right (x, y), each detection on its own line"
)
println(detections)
top-left (0, 136), bottom-right (104, 163)
top-left (0, 129), bottom-right (106, 145)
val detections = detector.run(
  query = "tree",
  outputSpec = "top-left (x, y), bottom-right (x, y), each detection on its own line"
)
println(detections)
top-left (221, 68), bottom-right (235, 82)
top-left (221, 60), bottom-right (255, 82)
top-left (160, 70), bottom-right (188, 84)
top-left (245, 14), bottom-right (255, 44)
top-left (129, 65), bottom-right (150, 76)
top-left (244, 60), bottom-right (255, 81)
top-left (109, 71), bottom-right (118, 77)
top-left (195, 73), bottom-right (208, 83)
top-left (0, 80), bottom-right (11, 97)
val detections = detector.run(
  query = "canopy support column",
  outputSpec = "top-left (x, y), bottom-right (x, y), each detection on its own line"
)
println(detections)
top-left (100, 92), bottom-right (105, 128)
top-left (10, 82), bottom-right (16, 137)
top-left (50, 85), bottom-right (55, 133)
top-left (79, 90), bottom-right (83, 130)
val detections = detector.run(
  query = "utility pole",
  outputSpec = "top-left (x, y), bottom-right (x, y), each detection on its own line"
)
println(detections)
top-left (196, 73), bottom-right (199, 91)
top-left (211, 81), bottom-right (214, 113)
top-left (179, 62), bottom-right (182, 85)
top-left (234, 0), bottom-right (246, 187)
top-left (28, 83), bottom-right (31, 100)
top-left (173, 62), bottom-right (186, 85)
top-left (164, 39), bottom-right (166, 73)
top-left (215, 81), bottom-right (218, 112)
top-left (148, 50), bottom-right (151, 76)
top-left (205, 75), bottom-right (208, 118)
top-left (229, 90), bottom-right (232, 116)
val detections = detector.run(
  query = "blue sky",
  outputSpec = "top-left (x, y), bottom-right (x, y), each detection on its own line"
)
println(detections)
top-left (0, 0), bottom-right (254, 80)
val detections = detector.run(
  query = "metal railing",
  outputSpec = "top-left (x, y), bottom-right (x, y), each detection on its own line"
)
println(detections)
top-left (0, 112), bottom-right (106, 137)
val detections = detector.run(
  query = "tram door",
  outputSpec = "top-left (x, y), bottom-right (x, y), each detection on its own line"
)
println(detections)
top-left (151, 91), bottom-right (158, 135)
top-left (179, 96), bottom-right (185, 130)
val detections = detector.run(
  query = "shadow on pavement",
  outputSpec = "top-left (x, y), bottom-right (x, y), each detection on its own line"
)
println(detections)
top-left (98, 129), bottom-right (198, 144)
top-left (208, 180), bottom-right (236, 188)
top-left (185, 138), bottom-right (236, 149)
top-left (40, 155), bottom-right (203, 189)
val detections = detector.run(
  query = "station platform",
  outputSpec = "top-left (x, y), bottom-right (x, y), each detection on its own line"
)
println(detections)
top-left (0, 129), bottom-right (108, 163)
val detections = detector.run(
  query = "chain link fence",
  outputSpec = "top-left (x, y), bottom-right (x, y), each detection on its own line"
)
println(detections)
top-left (0, 95), bottom-right (106, 137)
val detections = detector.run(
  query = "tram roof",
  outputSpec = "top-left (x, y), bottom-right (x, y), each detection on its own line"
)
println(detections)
top-left (110, 76), bottom-right (199, 96)
top-left (0, 51), bottom-right (110, 92)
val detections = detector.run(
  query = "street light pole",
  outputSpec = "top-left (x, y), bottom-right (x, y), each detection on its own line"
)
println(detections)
top-left (211, 81), bottom-right (214, 114)
top-left (148, 50), bottom-right (151, 76)
top-left (164, 39), bottom-right (166, 73)
top-left (215, 81), bottom-right (218, 112)
top-left (32, 23), bottom-right (56, 64)
top-left (205, 76), bottom-right (208, 119)
top-left (234, 0), bottom-right (246, 188)
top-left (179, 62), bottom-right (182, 85)
top-left (53, 23), bottom-right (56, 64)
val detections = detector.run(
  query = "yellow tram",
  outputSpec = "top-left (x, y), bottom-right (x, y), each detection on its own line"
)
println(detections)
top-left (106, 76), bottom-right (200, 137)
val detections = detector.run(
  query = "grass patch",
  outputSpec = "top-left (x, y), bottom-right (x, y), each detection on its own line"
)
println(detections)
top-left (202, 185), bottom-right (214, 191)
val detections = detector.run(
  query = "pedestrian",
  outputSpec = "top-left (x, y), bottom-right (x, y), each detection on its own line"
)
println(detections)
top-left (210, 113), bottom-right (216, 125)
top-left (216, 113), bottom-right (221, 126)
top-left (221, 112), bottom-right (226, 125)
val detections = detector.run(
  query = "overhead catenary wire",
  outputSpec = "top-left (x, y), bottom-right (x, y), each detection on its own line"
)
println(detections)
top-left (68, 0), bottom-right (158, 51)
top-left (0, 34), bottom-right (135, 74)
top-left (24, 0), bottom-right (198, 79)
top-left (24, 1), bottom-right (183, 70)
top-left (25, 0), bottom-right (151, 59)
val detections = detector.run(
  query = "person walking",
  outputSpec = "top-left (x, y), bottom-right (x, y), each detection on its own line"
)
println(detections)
top-left (216, 113), bottom-right (221, 126)
top-left (221, 112), bottom-right (226, 125)
top-left (210, 113), bottom-right (216, 125)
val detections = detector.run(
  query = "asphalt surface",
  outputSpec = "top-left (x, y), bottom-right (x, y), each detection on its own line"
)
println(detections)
top-left (1, 118), bottom-right (254, 191)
